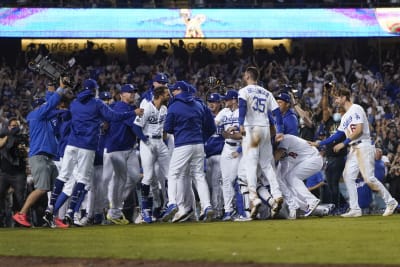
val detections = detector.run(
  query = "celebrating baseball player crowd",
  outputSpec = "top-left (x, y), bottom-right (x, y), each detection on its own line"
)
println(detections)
top-left (1, 40), bottom-right (400, 228)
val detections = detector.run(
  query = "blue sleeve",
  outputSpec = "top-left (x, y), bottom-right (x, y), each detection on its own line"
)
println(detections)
top-left (238, 98), bottom-right (247, 126)
top-left (131, 123), bottom-right (148, 142)
top-left (271, 107), bottom-right (284, 134)
top-left (319, 130), bottom-right (346, 146)
top-left (164, 110), bottom-right (175, 134)
top-left (98, 100), bottom-right (134, 122)
top-left (202, 106), bottom-right (217, 141)
top-left (37, 92), bottom-right (62, 120)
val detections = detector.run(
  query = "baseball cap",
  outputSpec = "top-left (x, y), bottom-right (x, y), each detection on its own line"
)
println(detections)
top-left (83, 79), bottom-right (99, 91)
top-left (275, 92), bottom-right (291, 103)
top-left (222, 90), bottom-right (238, 100)
top-left (154, 73), bottom-right (169, 84)
top-left (207, 93), bottom-right (221, 102)
top-left (120, 84), bottom-right (137, 93)
top-left (32, 97), bottom-right (46, 108)
top-left (99, 91), bottom-right (112, 100)
top-left (172, 81), bottom-right (190, 92)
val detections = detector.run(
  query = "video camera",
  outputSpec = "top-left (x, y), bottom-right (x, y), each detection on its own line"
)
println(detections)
top-left (206, 76), bottom-right (225, 94)
top-left (28, 54), bottom-right (76, 88)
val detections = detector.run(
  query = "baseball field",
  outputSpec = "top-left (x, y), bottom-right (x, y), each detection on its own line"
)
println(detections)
top-left (1, 215), bottom-right (399, 267)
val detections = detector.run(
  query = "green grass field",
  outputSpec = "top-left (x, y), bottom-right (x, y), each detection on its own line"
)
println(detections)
top-left (1, 215), bottom-right (399, 265)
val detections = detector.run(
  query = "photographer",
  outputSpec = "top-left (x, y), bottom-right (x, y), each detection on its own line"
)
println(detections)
top-left (0, 118), bottom-right (28, 226)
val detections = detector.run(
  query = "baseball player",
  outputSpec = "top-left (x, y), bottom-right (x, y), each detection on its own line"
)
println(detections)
top-left (215, 90), bottom-right (242, 221)
top-left (275, 92), bottom-right (299, 136)
top-left (238, 66), bottom-right (284, 219)
top-left (312, 88), bottom-right (398, 217)
top-left (133, 86), bottom-right (171, 223)
top-left (204, 93), bottom-right (225, 219)
top-left (12, 79), bottom-right (65, 228)
top-left (162, 81), bottom-right (216, 222)
top-left (44, 79), bottom-right (140, 227)
top-left (274, 134), bottom-right (323, 217)
top-left (84, 91), bottom-right (113, 225)
top-left (141, 73), bottom-right (169, 102)
top-left (103, 84), bottom-right (144, 224)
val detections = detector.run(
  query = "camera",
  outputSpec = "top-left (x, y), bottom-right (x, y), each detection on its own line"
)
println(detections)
top-left (324, 82), bottom-right (334, 90)
top-left (28, 54), bottom-right (76, 88)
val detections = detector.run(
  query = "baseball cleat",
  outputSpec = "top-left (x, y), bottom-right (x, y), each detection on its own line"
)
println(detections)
top-left (12, 213), bottom-right (31, 227)
top-left (43, 211), bottom-right (56, 228)
top-left (383, 199), bottom-right (398, 216)
top-left (161, 204), bottom-right (178, 222)
top-left (304, 199), bottom-right (320, 217)
top-left (250, 198), bottom-right (262, 219)
top-left (340, 209), bottom-right (362, 218)
top-left (222, 211), bottom-right (234, 221)
top-left (54, 217), bottom-right (69, 228)
top-left (172, 208), bottom-right (194, 223)
top-left (73, 213), bottom-right (89, 227)
top-left (63, 214), bottom-right (73, 226)
top-left (204, 207), bottom-right (215, 222)
top-left (141, 209), bottom-right (153, 224)
top-left (106, 214), bottom-right (129, 225)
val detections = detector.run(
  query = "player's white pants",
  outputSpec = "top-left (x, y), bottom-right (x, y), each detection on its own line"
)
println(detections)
top-left (107, 148), bottom-right (141, 218)
top-left (220, 144), bottom-right (241, 213)
top-left (167, 144), bottom-right (211, 211)
top-left (58, 145), bottom-right (95, 190)
top-left (87, 165), bottom-right (108, 218)
top-left (242, 126), bottom-right (282, 201)
top-left (206, 154), bottom-right (223, 214)
top-left (140, 139), bottom-right (170, 186)
top-left (343, 142), bottom-right (395, 211)
top-left (283, 155), bottom-right (323, 207)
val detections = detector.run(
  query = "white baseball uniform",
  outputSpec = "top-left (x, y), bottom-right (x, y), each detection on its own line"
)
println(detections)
top-left (238, 84), bottom-right (282, 202)
top-left (215, 107), bottom-right (241, 213)
top-left (338, 104), bottom-right (395, 211)
top-left (277, 134), bottom-right (323, 209)
top-left (134, 99), bottom-right (170, 188)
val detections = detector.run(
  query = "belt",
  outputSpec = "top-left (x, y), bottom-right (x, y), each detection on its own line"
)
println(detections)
top-left (225, 141), bottom-right (240, 147)
top-left (146, 135), bottom-right (162, 139)
top-left (350, 140), bottom-right (366, 146)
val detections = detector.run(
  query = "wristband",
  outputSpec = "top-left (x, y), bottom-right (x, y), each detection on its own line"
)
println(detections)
top-left (343, 138), bottom-right (351, 146)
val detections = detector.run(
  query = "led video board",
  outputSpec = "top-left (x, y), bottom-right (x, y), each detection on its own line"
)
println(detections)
top-left (0, 8), bottom-right (399, 38)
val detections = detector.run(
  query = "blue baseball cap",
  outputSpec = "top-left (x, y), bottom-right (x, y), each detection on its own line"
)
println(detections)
top-left (172, 81), bottom-right (190, 92)
top-left (154, 73), bottom-right (169, 84)
top-left (83, 79), bottom-right (99, 91)
top-left (120, 84), bottom-right (137, 93)
top-left (222, 90), bottom-right (238, 100)
top-left (99, 91), bottom-right (112, 100)
top-left (207, 93), bottom-right (221, 102)
top-left (275, 92), bottom-right (291, 103)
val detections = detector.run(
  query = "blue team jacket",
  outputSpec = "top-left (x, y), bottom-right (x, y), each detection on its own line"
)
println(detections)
top-left (49, 109), bottom-right (71, 160)
top-left (27, 92), bottom-right (62, 157)
top-left (283, 108), bottom-right (299, 136)
top-left (68, 89), bottom-right (135, 151)
top-left (104, 101), bottom-right (139, 153)
top-left (165, 92), bottom-right (216, 148)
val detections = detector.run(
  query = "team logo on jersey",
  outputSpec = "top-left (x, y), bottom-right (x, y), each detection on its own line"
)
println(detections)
top-left (148, 114), bottom-right (166, 124)
top-left (342, 116), bottom-right (353, 129)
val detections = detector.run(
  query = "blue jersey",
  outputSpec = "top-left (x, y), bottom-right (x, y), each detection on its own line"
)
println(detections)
top-left (165, 92), bottom-right (216, 147)
top-left (68, 89), bottom-right (135, 151)
top-left (27, 92), bottom-right (62, 157)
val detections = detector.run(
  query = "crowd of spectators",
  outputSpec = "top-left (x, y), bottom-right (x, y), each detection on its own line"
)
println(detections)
top-left (0, 37), bottom-right (399, 226)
